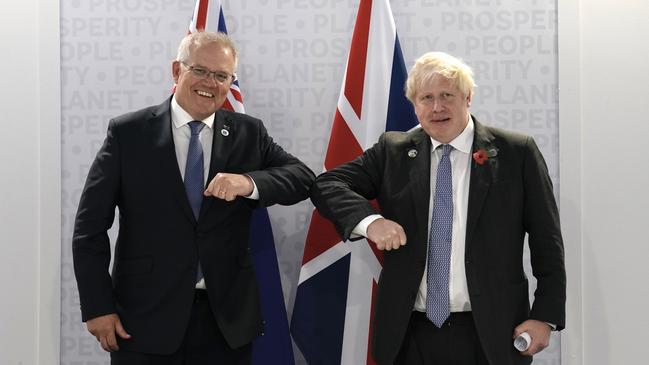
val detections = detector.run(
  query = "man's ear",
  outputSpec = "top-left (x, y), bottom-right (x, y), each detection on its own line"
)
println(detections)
top-left (466, 92), bottom-right (473, 108)
top-left (172, 61), bottom-right (181, 83)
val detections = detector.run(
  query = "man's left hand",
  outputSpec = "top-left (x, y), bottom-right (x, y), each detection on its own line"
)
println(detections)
top-left (204, 173), bottom-right (253, 201)
top-left (513, 319), bottom-right (552, 356)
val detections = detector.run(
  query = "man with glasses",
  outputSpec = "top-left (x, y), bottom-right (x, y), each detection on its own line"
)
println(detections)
top-left (72, 31), bottom-right (314, 364)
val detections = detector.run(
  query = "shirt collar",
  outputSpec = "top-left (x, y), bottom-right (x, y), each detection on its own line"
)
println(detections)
top-left (429, 114), bottom-right (474, 154)
top-left (171, 95), bottom-right (215, 130)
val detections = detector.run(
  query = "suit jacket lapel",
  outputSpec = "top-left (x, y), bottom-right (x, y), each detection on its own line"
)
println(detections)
top-left (148, 97), bottom-right (196, 224)
top-left (408, 128), bottom-right (432, 256)
top-left (466, 116), bottom-right (497, 249)
top-left (200, 110), bottom-right (234, 216)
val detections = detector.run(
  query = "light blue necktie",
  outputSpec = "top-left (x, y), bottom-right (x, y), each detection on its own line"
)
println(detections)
top-left (426, 144), bottom-right (453, 327)
top-left (184, 121), bottom-right (205, 282)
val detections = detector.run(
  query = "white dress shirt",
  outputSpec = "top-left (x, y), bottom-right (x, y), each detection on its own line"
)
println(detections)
top-left (414, 118), bottom-right (474, 312)
top-left (170, 96), bottom-right (259, 289)
top-left (354, 117), bottom-right (475, 313)
top-left (171, 97), bottom-right (215, 184)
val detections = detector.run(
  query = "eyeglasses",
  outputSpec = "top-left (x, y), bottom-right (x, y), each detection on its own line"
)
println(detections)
top-left (181, 62), bottom-right (234, 84)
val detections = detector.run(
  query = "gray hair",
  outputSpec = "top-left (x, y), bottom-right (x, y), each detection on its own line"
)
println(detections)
top-left (176, 31), bottom-right (238, 68)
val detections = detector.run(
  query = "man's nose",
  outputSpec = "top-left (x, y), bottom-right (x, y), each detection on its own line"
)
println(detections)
top-left (431, 99), bottom-right (443, 112)
top-left (203, 75), bottom-right (219, 87)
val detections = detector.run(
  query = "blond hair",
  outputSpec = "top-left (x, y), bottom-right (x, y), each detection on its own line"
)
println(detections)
top-left (405, 52), bottom-right (475, 102)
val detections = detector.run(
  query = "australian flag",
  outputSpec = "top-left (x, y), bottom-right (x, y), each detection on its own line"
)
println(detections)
top-left (187, 1), bottom-right (295, 364)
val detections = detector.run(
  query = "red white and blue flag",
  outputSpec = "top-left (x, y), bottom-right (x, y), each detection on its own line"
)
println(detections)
top-left (291, 0), bottom-right (417, 364)
top-left (187, 2), bottom-right (295, 364)
top-left (188, 0), bottom-right (245, 113)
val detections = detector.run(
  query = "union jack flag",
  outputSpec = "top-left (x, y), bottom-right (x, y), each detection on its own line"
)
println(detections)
top-left (186, 1), bottom-right (295, 364)
top-left (291, 0), bottom-right (417, 364)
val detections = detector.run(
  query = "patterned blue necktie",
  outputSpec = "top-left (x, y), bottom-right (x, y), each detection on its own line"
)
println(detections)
top-left (184, 121), bottom-right (205, 282)
top-left (426, 144), bottom-right (454, 327)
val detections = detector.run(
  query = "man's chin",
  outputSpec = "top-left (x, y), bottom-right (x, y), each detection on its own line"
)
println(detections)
top-left (195, 102), bottom-right (221, 115)
top-left (422, 127), bottom-right (448, 141)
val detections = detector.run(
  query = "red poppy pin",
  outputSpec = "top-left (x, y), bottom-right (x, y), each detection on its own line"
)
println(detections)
top-left (472, 148), bottom-right (497, 165)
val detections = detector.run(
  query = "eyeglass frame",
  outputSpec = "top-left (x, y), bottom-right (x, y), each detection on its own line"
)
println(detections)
top-left (180, 62), bottom-right (235, 84)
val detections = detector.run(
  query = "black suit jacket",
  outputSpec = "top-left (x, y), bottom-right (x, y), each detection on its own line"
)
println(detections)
top-left (310, 117), bottom-right (565, 365)
top-left (72, 97), bottom-right (314, 354)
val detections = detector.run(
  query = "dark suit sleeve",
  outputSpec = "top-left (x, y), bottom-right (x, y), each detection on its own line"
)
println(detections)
top-left (522, 137), bottom-right (566, 329)
top-left (246, 122), bottom-right (315, 207)
top-left (72, 119), bottom-right (121, 322)
top-left (310, 134), bottom-right (387, 241)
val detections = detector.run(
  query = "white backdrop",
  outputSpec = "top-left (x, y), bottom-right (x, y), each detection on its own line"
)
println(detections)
top-left (59, 0), bottom-right (560, 364)
top-left (6, 1), bottom-right (649, 364)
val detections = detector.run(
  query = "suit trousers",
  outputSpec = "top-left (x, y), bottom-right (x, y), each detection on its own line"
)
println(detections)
top-left (394, 311), bottom-right (489, 365)
top-left (111, 290), bottom-right (251, 365)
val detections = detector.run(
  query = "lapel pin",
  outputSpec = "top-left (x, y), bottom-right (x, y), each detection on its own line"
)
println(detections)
top-left (221, 124), bottom-right (230, 137)
top-left (407, 149), bottom-right (418, 158)
top-left (473, 147), bottom-right (498, 165)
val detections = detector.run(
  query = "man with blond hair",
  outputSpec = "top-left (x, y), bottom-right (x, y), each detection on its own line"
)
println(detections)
top-left (72, 31), bottom-right (314, 364)
top-left (310, 51), bottom-right (565, 365)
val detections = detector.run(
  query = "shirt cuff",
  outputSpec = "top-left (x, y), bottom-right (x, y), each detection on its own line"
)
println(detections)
top-left (546, 322), bottom-right (557, 331)
top-left (351, 214), bottom-right (383, 238)
top-left (244, 175), bottom-right (259, 200)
